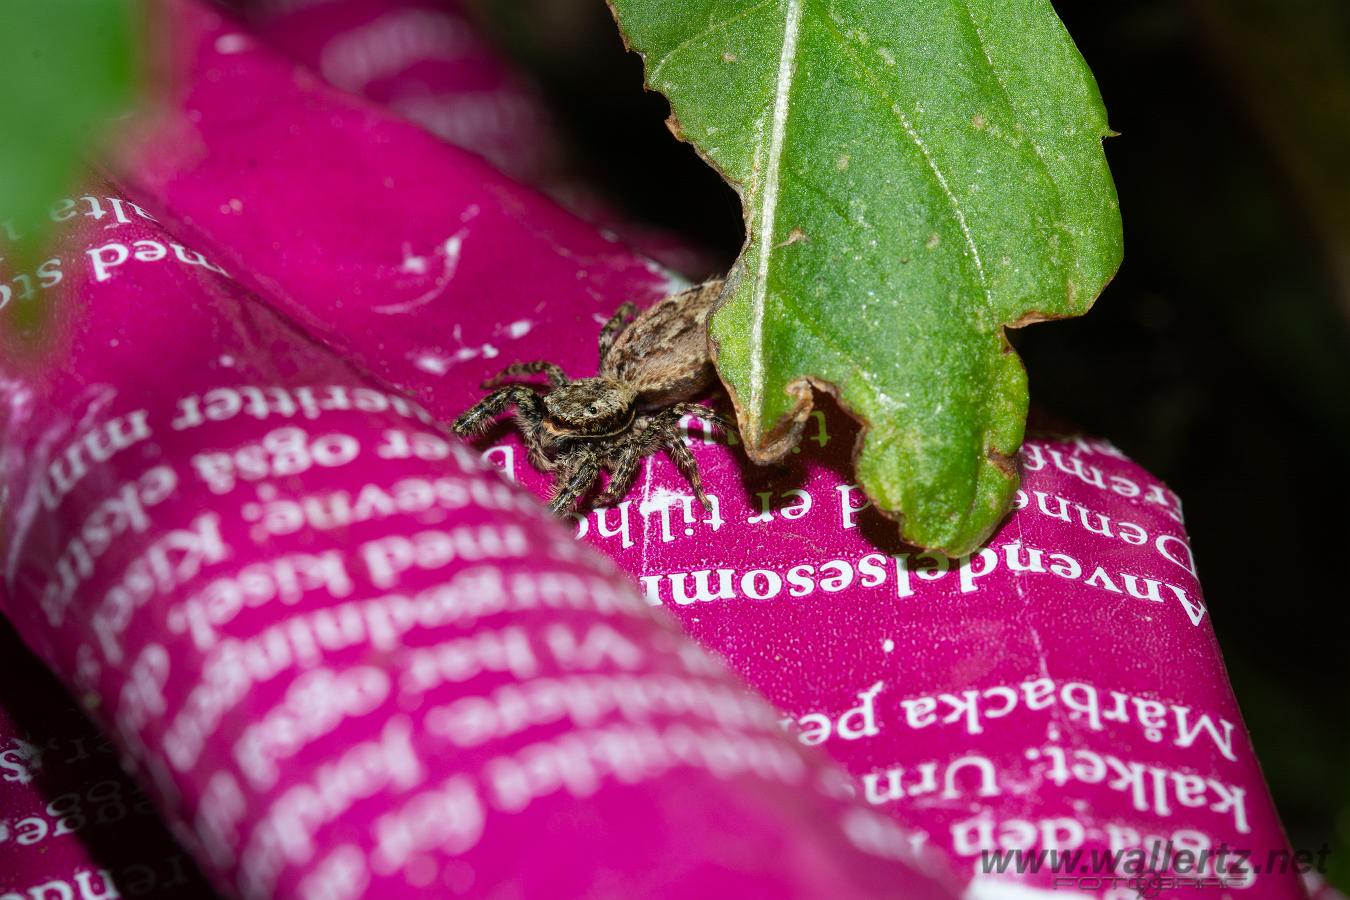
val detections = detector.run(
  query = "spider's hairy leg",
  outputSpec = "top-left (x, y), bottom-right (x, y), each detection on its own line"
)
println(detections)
top-left (525, 442), bottom-right (557, 473)
top-left (484, 361), bottom-right (569, 388)
top-left (652, 402), bottom-right (735, 437)
top-left (598, 301), bottom-right (638, 365)
top-left (452, 385), bottom-right (543, 436)
top-left (592, 440), bottom-right (644, 508)
top-left (663, 434), bottom-right (710, 509)
top-left (631, 402), bottom-right (730, 509)
top-left (547, 450), bottom-right (602, 516)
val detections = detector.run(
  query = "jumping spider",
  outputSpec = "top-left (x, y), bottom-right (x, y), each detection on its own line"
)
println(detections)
top-left (453, 280), bottom-right (731, 516)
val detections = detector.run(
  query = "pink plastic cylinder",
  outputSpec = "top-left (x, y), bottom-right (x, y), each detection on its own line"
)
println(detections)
top-left (95, 1), bottom-right (1311, 897)
top-left (0, 183), bottom-right (955, 898)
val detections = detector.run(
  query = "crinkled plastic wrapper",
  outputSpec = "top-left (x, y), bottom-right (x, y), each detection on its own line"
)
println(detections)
top-left (0, 180), bottom-right (955, 898)
top-left (0, 1), bottom-right (1312, 899)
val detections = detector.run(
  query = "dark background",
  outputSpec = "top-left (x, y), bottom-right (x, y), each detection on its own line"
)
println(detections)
top-left (471, 0), bottom-right (1350, 886)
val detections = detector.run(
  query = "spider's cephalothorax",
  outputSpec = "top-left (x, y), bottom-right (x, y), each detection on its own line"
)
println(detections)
top-left (453, 279), bottom-right (731, 515)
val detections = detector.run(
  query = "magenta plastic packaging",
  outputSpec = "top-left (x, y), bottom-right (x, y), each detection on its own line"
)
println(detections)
top-left (0, 0), bottom-right (1308, 898)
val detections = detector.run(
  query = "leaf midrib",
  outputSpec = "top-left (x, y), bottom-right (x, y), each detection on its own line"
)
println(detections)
top-left (745, 0), bottom-right (805, 420)
top-left (728, 0), bottom-right (1078, 360)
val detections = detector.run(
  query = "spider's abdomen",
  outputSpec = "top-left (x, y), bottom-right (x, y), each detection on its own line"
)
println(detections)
top-left (602, 279), bottom-right (723, 407)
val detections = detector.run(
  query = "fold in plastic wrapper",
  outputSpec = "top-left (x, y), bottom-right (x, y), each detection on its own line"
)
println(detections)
top-left (227, 0), bottom-right (718, 277)
top-left (0, 170), bottom-right (958, 900)
top-left (99, 2), bottom-right (1314, 898)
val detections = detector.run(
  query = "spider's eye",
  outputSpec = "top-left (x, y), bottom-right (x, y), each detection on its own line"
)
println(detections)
top-left (586, 405), bottom-right (598, 416)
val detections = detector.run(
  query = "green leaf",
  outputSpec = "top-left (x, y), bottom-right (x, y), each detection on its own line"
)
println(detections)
top-left (607, 0), bottom-right (1122, 555)
top-left (0, 0), bottom-right (138, 247)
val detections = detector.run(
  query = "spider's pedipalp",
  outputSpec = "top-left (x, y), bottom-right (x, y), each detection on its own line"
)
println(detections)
top-left (452, 385), bottom-right (544, 436)
top-left (485, 361), bottom-right (569, 388)
top-left (598, 302), bottom-right (638, 366)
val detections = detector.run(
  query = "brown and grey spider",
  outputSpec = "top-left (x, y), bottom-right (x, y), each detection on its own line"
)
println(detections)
top-left (452, 280), bottom-right (733, 516)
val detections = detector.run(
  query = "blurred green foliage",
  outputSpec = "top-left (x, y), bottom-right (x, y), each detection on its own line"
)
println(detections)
top-left (0, 0), bottom-right (138, 249)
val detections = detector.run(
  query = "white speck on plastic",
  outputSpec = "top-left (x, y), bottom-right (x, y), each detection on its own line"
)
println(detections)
top-left (400, 243), bottom-right (429, 274)
top-left (215, 34), bottom-right (249, 54)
